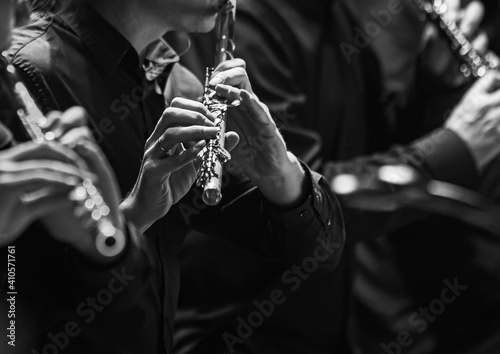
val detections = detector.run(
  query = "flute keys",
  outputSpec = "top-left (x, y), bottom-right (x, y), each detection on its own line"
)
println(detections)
top-left (71, 186), bottom-right (88, 202)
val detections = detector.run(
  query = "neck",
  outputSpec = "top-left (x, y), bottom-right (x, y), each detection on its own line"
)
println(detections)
top-left (89, 1), bottom-right (169, 58)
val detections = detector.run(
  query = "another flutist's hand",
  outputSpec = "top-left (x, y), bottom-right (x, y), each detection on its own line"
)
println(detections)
top-left (0, 142), bottom-right (83, 246)
top-left (39, 107), bottom-right (126, 264)
top-left (446, 71), bottom-right (500, 171)
top-left (210, 59), bottom-right (308, 208)
top-left (423, 0), bottom-right (490, 86)
top-left (121, 98), bottom-right (238, 233)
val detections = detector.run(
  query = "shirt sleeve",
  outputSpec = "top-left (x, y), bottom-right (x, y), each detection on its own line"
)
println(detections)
top-left (229, 2), bottom-right (480, 244)
top-left (188, 163), bottom-right (345, 274)
top-left (320, 128), bottom-right (479, 241)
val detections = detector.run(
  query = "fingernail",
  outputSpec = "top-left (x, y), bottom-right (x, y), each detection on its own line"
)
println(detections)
top-left (207, 112), bottom-right (218, 123)
top-left (205, 116), bottom-right (216, 126)
top-left (209, 76), bottom-right (224, 86)
top-left (76, 141), bottom-right (92, 157)
top-left (196, 140), bottom-right (207, 150)
top-left (204, 127), bottom-right (219, 138)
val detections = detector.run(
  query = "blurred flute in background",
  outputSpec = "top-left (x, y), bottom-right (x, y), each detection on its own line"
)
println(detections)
top-left (0, 53), bottom-right (125, 257)
top-left (413, 0), bottom-right (499, 78)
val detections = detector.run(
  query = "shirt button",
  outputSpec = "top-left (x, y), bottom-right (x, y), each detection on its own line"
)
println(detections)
top-left (315, 194), bottom-right (321, 205)
top-left (327, 218), bottom-right (332, 226)
top-left (299, 210), bottom-right (309, 218)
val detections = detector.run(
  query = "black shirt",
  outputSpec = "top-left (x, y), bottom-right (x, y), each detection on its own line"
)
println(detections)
top-left (178, 0), bottom-right (500, 353)
top-left (8, 3), bottom-right (345, 353)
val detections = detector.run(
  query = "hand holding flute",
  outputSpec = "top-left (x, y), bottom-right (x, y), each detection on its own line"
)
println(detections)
top-left (208, 59), bottom-right (308, 207)
top-left (0, 108), bottom-right (128, 263)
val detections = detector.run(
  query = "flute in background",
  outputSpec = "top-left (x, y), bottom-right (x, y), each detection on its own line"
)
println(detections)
top-left (0, 54), bottom-right (125, 258)
top-left (413, 0), bottom-right (499, 78)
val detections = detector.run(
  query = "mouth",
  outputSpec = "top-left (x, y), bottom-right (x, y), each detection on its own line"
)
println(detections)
top-left (216, 0), bottom-right (232, 12)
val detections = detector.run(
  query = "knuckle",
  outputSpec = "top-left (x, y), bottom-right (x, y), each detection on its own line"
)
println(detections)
top-left (162, 106), bottom-right (177, 120)
top-left (472, 1), bottom-right (484, 13)
top-left (170, 97), bottom-right (185, 107)
top-left (192, 111), bottom-right (207, 123)
top-left (67, 106), bottom-right (90, 124)
top-left (235, 58), bottom-right (246, 69)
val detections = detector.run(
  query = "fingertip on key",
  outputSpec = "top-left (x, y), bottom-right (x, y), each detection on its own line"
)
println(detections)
top-left (209, 76), bottom-right (224, 86)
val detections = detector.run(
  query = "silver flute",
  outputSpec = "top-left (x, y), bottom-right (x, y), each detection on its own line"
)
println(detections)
top-left (1, 55), bottom-right (125, 258)
top-left (196, 0), bottom-right (237, 206)
top-left (412, 0), bottom-right (499, 78)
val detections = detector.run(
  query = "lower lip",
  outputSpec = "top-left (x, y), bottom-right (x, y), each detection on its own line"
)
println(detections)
top-left (216, 0), bottom-right (227, 12)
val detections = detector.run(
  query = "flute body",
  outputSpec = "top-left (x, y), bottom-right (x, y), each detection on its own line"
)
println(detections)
top-left (196, 0), bottom-right (237, 206)
top-left (0, 54), bottom-right (125, 258)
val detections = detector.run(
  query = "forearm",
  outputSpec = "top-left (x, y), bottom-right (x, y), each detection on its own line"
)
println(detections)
top-left (191, 164), bottom-right (345, 273)
top-left (120, 170), bottom-right (167, 234)
top-left (321, 127), bottom-right (480, 242)
top-left (252, 152), bottom-right (308, 208)
top-left (121, 196), bottom-right (150, 235)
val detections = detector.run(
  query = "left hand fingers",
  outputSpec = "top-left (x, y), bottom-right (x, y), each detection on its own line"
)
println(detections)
top-left (42, 107), bottom-right (90, 141)
top-left (471, 31), bottom-right (489, 54)
top-left (239, 90), bottom-right (273, 126)
top-left (211, 58), bottom-right (246, 76)
top-left (209, 66), bottom-right (252, 92)
top-left (224, 132), bottom-right (240, 152)
top-left (444, 0), bottom-right (461, 23)
top-left (460, 1), bottom-right (484, 37)
top-left (214, 84), bottom-right (243, 106)
top-left (217, 87), bottom-right (273, 126)
top-left (57, 126), bottom-right (96, 172)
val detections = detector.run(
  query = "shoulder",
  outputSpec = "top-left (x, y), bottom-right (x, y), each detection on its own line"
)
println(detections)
top-left (9, 13), bottom-right (56, 73)
top-left (7, 13), bottom-right (76, 111)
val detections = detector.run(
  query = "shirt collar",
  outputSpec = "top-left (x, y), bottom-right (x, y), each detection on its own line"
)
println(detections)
top-left (143, 32), bottom-right (191, 82)
top-left (57, 3), bottom-right (190, 80)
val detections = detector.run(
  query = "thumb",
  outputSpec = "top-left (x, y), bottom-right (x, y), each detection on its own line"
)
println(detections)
top-left (224, 131), bottom-right (240, 152)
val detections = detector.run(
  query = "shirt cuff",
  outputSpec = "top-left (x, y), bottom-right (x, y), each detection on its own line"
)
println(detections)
top-left (261, 163), bottom-right (335, 234)
top-left (411, 128), bottom-right (479, 190)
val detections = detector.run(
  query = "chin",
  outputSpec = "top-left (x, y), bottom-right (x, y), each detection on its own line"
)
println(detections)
top-left (187, 15), bottom-right (218, 33)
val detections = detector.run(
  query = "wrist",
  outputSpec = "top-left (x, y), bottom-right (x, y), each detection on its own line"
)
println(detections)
top-left (255, 153), bottom-right (307, 207)
top-left (120, 195), bottom-right (150, 234)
